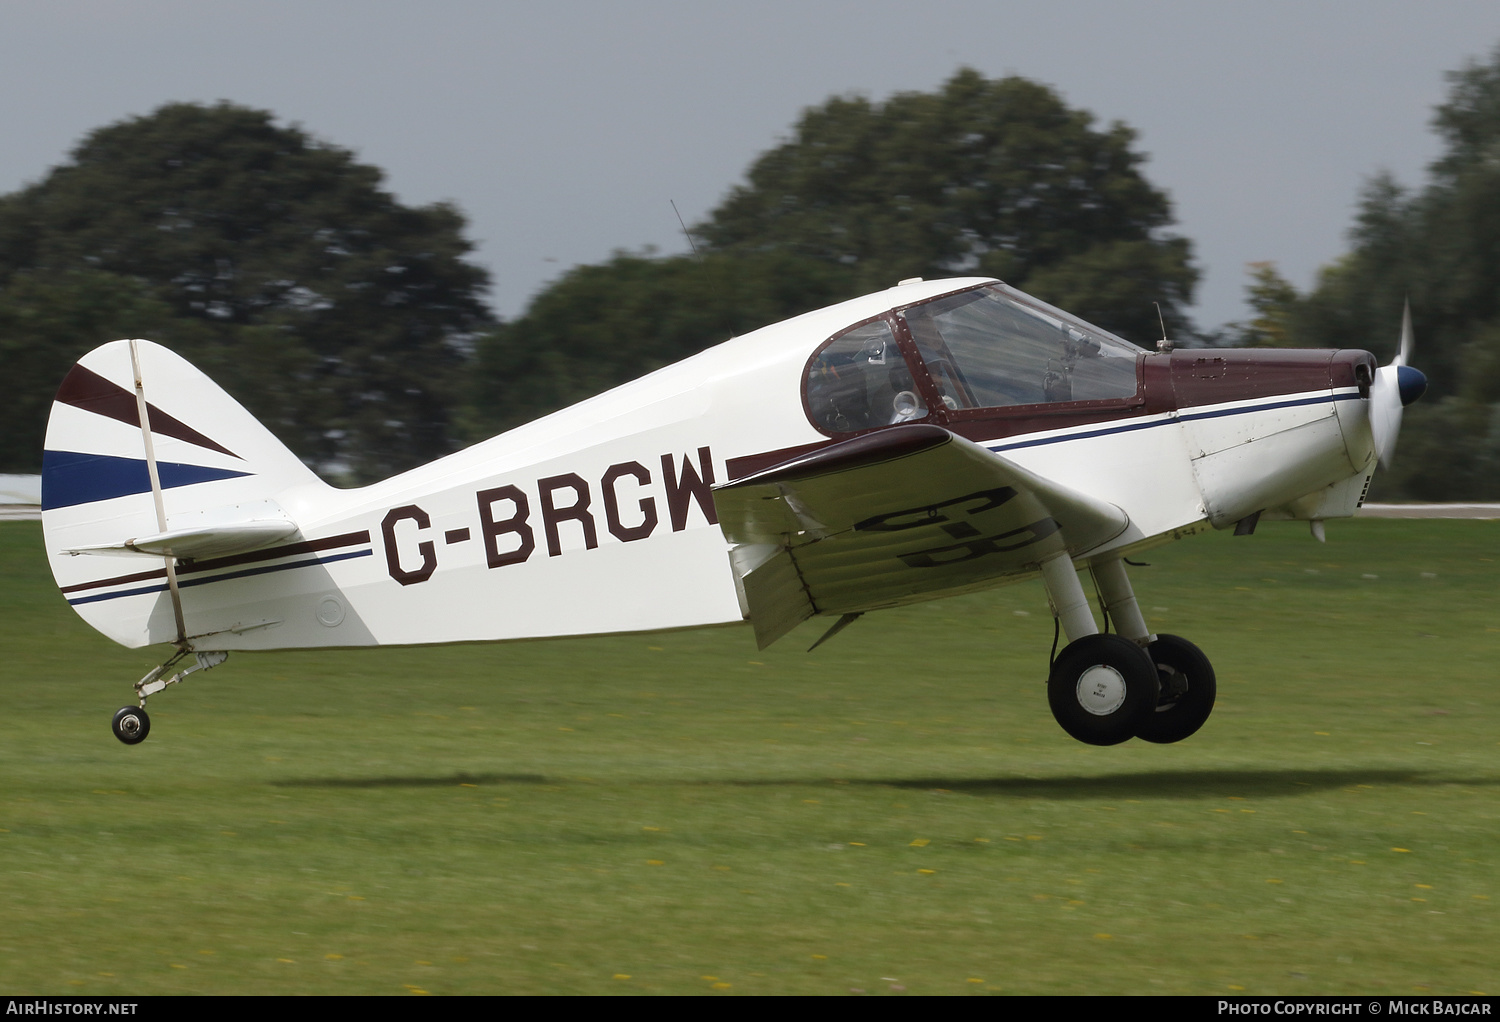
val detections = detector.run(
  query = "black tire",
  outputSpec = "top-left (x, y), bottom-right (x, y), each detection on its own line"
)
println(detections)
top-left (111, 705), bottom-right (150, 745)
top-left (1047, 633), bottom-right (1159, 746)
top-left (1135, 634), bottom-right (1216, 744)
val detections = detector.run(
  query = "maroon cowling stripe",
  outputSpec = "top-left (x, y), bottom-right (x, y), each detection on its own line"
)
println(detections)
top-left (54, 363), bottom-right (240, 460)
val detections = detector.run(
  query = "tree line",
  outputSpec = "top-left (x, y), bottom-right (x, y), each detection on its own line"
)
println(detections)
top-left (4, 55), bottom-right (1499, 499)
top-left (1220, 44), bottom-right (1500, 500)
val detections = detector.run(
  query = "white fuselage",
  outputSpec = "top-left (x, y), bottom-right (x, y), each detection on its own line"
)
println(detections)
top-left (48, 279), bottom-right (1377, 651)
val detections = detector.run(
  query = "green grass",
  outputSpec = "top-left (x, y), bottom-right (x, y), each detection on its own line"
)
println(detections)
top-left (1, 517), bottom-right (1497, 995)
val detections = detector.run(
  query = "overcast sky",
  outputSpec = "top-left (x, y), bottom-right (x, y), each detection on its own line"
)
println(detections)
top-left (3, 1), bottom-right (1499, 336)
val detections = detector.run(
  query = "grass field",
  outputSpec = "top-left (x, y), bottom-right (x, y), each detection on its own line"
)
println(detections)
top-left (1, 517), bottom-right (1497, 995)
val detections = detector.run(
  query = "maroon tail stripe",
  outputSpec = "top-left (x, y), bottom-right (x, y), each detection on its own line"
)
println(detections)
top-left (54, 363), bottom-right (240, 460)
top-left (177, 531), bottom-right (372, 574)
top-left (58, 530), bottom-right (372, 594)
top-left (59, 565), bottom-right (166, 594)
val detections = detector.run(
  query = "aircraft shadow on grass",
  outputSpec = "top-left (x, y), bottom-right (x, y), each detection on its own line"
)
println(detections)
top-left (270, 771), bottom-right (549, 789)
top-left (268, 767), bottom-right (1497, 799)
top-left (854, 768), bottom-right (1492, 799)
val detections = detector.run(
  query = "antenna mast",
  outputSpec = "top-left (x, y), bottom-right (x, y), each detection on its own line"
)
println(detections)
top-left (671, 200), bottom-right (733, 338)
top-left (671, 200), bottom-right (703, 261)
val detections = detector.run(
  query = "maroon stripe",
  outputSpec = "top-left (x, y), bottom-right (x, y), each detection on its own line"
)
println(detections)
top-left (728, 348), bottom-right (1376, 481)
top-left (725, 403), bottom-right (1153, 480)
top-left (60, 565), bottom-right (166, 595)
top-left (54, 363), bottom-right (240, 460)
top-left (58, 530), bottom-right (372, 595)
top-left (725, 424), bottom-right (953, 488)
top-left (727, 441), bottom-right (828, 482)
top-left (1166, 348), bottom-right (1335, 408)
top-left (178, 530), bottom-right (371, 574)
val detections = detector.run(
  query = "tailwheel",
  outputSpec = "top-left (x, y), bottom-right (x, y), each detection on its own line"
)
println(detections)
top-left (111, 705), bottom-right (151, 746)
top-left (1135, 634), bottom-right (1216, 744)
top-left (109, 650), bottom-right (228, 745)
top-left (1047, 633), bottom-right (1159, 746)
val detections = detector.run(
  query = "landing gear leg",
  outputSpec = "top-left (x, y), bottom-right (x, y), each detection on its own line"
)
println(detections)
top-left (1090, 557), bottom-right (1154, 648)
top-left (1040, 554), bottom-right (1157, 746)
top-left (111, 650), bottom-right (228, 746)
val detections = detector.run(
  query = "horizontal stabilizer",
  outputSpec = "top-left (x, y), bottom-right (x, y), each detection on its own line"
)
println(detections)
top-left (64, 518), bottom-right (300, 560)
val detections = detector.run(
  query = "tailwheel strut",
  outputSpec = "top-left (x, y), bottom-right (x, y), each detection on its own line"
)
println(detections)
top-left (111, 650), bottom-right (228, 746)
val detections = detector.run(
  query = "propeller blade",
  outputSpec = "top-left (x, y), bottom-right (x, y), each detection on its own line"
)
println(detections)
top-left (1370, 300), bottom-right (1427, 470)
top-left (1370, 363), bottom-right (1404, 470)
top-left (1396, 299), bottom-right (1413, 368)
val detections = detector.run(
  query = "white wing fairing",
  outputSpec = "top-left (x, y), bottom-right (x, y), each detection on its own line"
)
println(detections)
top-left (40, 277), bottom-right (1422, 748)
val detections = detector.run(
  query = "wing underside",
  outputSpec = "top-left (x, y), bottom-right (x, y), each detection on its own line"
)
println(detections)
top-left (713, 424), bottom-right (1129, 648)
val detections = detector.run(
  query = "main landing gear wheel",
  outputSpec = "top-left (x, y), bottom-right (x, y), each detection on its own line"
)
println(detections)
top-left (111, 705), bottom-right (151, 746)
top-left (1135, 634), bottom-right (1216, 745)
top-left (1047, 633), bottom-right (1159, 746)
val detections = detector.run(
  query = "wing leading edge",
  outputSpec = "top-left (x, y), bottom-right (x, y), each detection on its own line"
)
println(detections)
top-left (713, 424), bottom-right (1129, 649)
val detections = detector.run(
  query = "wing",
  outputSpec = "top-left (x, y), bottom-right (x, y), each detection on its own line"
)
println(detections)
top-left (712, 424), bottom-right (1129, 648)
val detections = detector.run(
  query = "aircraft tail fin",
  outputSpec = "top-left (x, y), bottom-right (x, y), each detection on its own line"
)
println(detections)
top-left (42, 339), bottom-right (330, 648)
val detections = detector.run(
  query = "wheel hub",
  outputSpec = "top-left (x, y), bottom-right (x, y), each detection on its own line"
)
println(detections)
top-left (1076, 664), bottom-right (1127, 716)
top-left (1154, 664), bottom-right (1187, 709)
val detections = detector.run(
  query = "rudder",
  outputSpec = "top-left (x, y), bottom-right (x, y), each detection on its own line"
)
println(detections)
top-left (42, 339), bottom-right (330, 648)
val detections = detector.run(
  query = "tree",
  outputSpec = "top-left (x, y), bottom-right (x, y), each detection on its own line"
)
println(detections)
top-left (468, 250), bottom-right (852, 438)
top-left (0, 102), bottom-right (493, 481)
top-left (1251, 43), bottom-right (1500, 498)
top-left (469, 70), bottom-right (1203, 438)
top-left (0, 270), bottom-right (218, 472)
top-left (1220, 262), bottom-right (1302, 348)
top-left (695, 68), bottom-right (1199, 343)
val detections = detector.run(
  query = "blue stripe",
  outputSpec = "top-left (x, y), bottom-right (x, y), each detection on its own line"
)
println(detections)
top-left (42, 451), bottom-right (252, 510)
top-left (68, 581), bottom-right (171, 605)
top-left (1178, 392), bottom-right (1359, 422)
top-left (987, 392), bottom-right (1360, 454)
top-left (66, 549), bottom-right (372, 606)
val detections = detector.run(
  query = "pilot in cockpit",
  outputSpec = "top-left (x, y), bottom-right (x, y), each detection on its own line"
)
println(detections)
top-left (807, 326), bottom-right (926, 433)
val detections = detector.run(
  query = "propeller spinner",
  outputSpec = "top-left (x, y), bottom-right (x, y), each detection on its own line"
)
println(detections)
top-left (1369, 300), bottom-right (1428, 469)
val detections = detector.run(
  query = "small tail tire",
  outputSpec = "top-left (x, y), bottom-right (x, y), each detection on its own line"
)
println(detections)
top-left (111, 705), bottom-right (151, 745)
top-left (1135, 634), bottom-right (1216, 744)
top-left (1047, 633), bottom-right (1159, 746)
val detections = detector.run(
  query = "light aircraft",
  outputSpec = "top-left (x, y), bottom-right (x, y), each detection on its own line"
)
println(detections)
top-left (40, 277), bottom-right (1426, 747)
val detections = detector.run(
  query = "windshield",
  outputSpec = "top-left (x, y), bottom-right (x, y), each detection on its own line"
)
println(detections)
top-left (901, 284), bottom-right (1142, 410)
